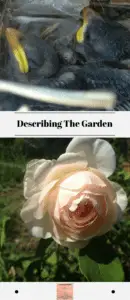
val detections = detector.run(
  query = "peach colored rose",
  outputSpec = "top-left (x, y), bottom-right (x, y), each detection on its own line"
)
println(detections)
top-left (21, 138), bottom-right (128, 248)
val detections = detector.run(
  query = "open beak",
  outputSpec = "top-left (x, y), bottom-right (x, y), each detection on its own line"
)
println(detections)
top-left (5, 28), bottom-right (29, 73)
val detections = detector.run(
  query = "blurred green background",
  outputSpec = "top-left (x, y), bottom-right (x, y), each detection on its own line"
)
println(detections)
top-left (0, 138), bottom-right (130, 282)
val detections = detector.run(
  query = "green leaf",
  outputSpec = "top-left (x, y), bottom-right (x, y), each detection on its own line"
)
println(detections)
top-left (0, 255), bottom-right (8, 281)
top-left (47, 253), bottom-right (57, 265)
top-left (0, 216), bottom-right (10, 249)
top-left (78, 237), bottom-right (124, 282)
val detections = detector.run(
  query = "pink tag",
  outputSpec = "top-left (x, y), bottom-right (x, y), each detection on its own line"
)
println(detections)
top-left (57, 284), bottom-right (73, 300)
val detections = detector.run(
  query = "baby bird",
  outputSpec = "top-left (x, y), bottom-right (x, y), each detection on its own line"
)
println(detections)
top-left (75, 62), bottom-right (130, 110)
top-left (2, 7), bottom-right (130, 111)
top-left (85, 15), bottom-right (130, 62)
top-left (6, 30), bottom-right (60, 82)
top-left (21, 34), bottom-right (60, 78)
top-left (76, 8), bottom-right (130, 62)
top-left (5, 26), bottom-right (83, 89)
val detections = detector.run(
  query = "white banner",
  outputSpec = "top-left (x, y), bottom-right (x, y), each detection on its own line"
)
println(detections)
top-left (0, 282), bottom-right (129, 300)
top-left (0, 111), bottom-right (129, 137)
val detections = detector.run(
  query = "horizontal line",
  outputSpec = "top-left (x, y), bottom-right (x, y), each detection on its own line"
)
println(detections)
top-left (15, 135), bottom-right (116, 137)
top-left (15, 111), bottom-right (116, 114)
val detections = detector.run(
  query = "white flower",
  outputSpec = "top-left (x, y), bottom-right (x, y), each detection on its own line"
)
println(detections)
top-left (21, 138), bottom-right (128, 248)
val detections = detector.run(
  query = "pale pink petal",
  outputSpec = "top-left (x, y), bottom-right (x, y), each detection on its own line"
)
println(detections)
top-left (57, 188), bottom-right (78, 208)
top-left (66, 138), bottom-right (96, 167)
top-left (51, 219), bottom-right (91, 248)
top-left (34, 179), bottom-right (58, 219)
top-left (48, 172), bottom-right (109, 239)
top-left (66, 138), bottom-right (116, 177)
top-left (48, 189), bottom-right (83, 240)
top-left (48, 187), bottom-right (78, 228)
top-left (90, 168), bottom-right (116, 203)
top-left (111, 181), bottom-right (128, 212)
top-left (111, 181), bottom-right (128, 221)
top-left (60, 171), bottom-right (106, 190)
top-left (57, 152), bottom-right (87, 164)
top-left (93, 139), bottom-right (116, 177)
top-left (31, 227), bottom-right (51, 239)
top-left (97, 201), bottom-right (117, 236)
top-left (20, 193), bottom-right (41, 223)
top-left (29, 213), bottom-right (53, 239)
top-left (52, 219), bottom-right (68, 241)
top-left (34, 160), bottom-right (55, 185)
top-left (38, 180), bottom-right (58, 205)
top-left (43, 161), bottom-right (88, 186)
top-left (84, 169), bottom-right (118, 235)
top-left (53, 235), bottom-right (90, 249)
top-left (24, 159), bottom-right (55, 199)
top-left (21, 180), bottom-right (58, 223)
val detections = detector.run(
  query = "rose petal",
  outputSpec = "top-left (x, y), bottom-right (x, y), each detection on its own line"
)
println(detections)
top-left (69, 195), bottom-right (84, 212)
top-left (111, 181), bottom-right (128, 221)
top-left (53, 234), bottom-right (90, 249)
top-left (57, 188), bottom-right (78, 209)
top-left (93, 139), bottom-right (116, 177)
top-left (90, 168), bottom-right (116, 203)
top-left (52, 219), bottom-right (91, 248)
top-left (31, 227), bottom-right (51, 239)
top-left (48, 186), bottom-right (78, 226)
top-left (21, 180), bottom-right (58, 223)
top-left (48, 170), bottom-right (113, 240)
top-left (43, 161), bottom-right (88, 186)
top-left (57, 152), bottom-right (87, 164)
top-left (81, 170), bottom-right (118, 236)
top-left (48, 188), bottom-right (83, 240)
top-left (20, 193), bottom-right (41, 223)
top-left (60, 171), bottom-right (106, 190)
top-left (97, 201), bottom-right (117, 236)
top-left (112, 182), bottom-right (128, 212)
top-left (66, 138), bottom-right (116, 177)
top-left (48, 185), bottom-right (107, 240)
top-left (66, 138), bottom-right (96, 167)
top-left (24, 159), bottom-right (55, 199)
top-left (35, 179), bottom-right (58, 219)
top-left (30, 213), bottom-right (52, 239)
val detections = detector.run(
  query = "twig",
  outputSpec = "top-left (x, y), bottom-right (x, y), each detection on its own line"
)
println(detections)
top-left (0, 80), bottom-right (116, 109)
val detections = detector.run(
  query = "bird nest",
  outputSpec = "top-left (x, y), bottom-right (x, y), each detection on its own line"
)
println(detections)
top-left (0, 0), bottom-right (130, 111)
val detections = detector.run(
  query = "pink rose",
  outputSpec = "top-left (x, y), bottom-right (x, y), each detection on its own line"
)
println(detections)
top-left (21, 138), bottom-right (128, 248)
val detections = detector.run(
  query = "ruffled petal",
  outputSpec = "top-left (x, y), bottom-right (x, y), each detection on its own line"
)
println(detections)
top-left (57, 152), bottom-right (87, 164)
top-left (31, 227), bottom-right (51, 239)
top-left (51, 218), bottom-right (91, 248)
top-left (66, 138), bottom-right (96, 167)
top-left (24, 159), bottom-right (55, 199)
top-left (66, 138), bottom-right (116, 177)
top-left (43, 161), bottom-right (88, 186)
top-left (21, 179), bottom-right (58, 223)
top-left (57, 188), bottom-right (78, 209)
top-left (60, 170), bottom-right (106, 191)
top-left (90, 168), bottom-right (116, 203)
top-left (53, 234), bottom-right (90, 249)
top-left (111, 181), bottom-right (128, 221)
top-left (93, 139), bottom-right (116, 177)
top-left (97, 201), bottom-right (117, 236)
top-left (30, 213), bottom-right (52, 239)
top-left (20, 193), bottom-right (41, 223)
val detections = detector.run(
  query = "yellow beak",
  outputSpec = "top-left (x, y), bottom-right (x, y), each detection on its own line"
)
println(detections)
top-left (76, 7), bottom-right (88, 44)
top-left (5, 28), bottom-right (29, 74)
